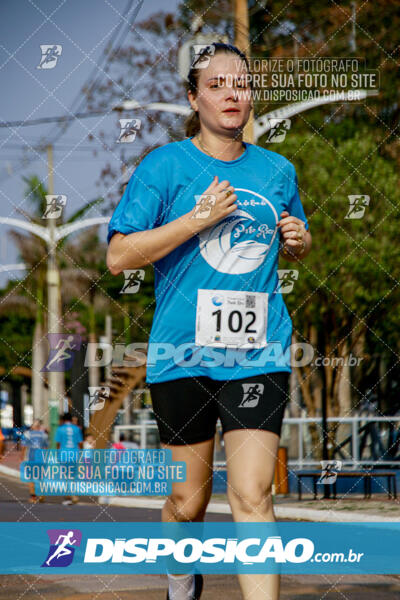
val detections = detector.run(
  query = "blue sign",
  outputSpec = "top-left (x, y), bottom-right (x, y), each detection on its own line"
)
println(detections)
top-left (0, 522), bottom-right (399, 574)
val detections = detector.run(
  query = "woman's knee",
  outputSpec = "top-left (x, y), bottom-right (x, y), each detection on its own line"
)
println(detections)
top-left (227, 482), bottom-right (274, 515)
top-left (167, 487), bottom-right (211, 521)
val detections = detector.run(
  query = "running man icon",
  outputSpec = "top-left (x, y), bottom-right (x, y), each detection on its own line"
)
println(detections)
top-left (120, 269), bottom-right (145, 294)
top-left (42, 529), bottom-right (82, 568)
top-left (42, 195), bottom-right (66, 219)
top-left (239, 383), bottom-right (264, 408)
top-left (46, 336), bottom-right (76, 369)
top-left (37, 45), bottom-right (62, 69)
top-left (46, 532), bottom-right (76, 566)
top-left (41, 334), bottom-right (82, 372)
top-left (345, 195), bottom-right (370, 219)
top-left (267, 118), bottom-right (291, 143)
top-left (276, 269), bottom-right (299, 293)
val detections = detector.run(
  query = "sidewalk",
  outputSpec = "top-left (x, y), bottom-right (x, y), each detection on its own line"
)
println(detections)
top-left (2, 445), bottom-right (399, 522)
top-left (98, 493), bottom-right (400, 522)
top-left (0, 443), bottom-right (22, 476)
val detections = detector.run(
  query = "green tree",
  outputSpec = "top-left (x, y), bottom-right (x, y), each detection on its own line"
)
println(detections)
top-left (275, 128), bottom-right (400, 452)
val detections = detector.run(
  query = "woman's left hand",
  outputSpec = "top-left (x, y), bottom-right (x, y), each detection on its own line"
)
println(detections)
top-left (277, 210), bottom-right (307, 257)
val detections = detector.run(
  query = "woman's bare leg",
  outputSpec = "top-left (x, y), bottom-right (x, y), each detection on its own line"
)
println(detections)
top-left (162, 437), bottom-right (215, 583)
top-left (224, 429), bottom-right (281, 600)
top-left (162, 437), bottom-right (215, 523)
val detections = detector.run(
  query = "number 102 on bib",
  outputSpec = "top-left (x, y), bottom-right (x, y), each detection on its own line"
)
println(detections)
top-left (195, 289), bottom-right (268, 348)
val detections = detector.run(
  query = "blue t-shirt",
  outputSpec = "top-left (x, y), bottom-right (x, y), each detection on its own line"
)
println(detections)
top-left (108, 138), bottom-right (309, 384)
top-left (22, 429), bottom-right (48, 449)
top-left (22, 429), bottom-right (49, 461)
top-left (55, 423), bottom-right (83, 450)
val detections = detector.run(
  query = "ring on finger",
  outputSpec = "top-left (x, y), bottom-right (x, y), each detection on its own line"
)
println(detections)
top-left (223, 187), bottom-right (233, 198)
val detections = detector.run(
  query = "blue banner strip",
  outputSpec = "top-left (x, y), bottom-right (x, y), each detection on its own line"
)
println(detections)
top-left (0, 522), bottom-right (399, 574)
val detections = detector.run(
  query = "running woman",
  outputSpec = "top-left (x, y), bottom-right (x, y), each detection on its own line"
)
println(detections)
top-left (107, 42), bottom-right (311, 600)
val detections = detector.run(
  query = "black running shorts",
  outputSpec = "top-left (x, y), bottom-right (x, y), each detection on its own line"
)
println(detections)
top-left (148, 371), bottom-right (290, 445)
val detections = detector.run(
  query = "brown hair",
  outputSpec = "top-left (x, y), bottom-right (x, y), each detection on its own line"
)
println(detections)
top-left (184, 42), bottom-right (252, 138)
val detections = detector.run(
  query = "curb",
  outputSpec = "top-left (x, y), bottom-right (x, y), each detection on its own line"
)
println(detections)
top-left (3, 465), bottom-right (399, 522)
top-left (0, 464), bottom-right (20, 479)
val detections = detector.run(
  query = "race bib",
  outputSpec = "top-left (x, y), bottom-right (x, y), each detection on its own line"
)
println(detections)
top-left (195, 289), bottom-right (268, 348)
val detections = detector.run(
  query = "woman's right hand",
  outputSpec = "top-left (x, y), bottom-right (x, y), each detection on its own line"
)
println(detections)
top-left (107, 177), bottom-right (238, 274)
top-left (188, 175), bottom-right (238, 232)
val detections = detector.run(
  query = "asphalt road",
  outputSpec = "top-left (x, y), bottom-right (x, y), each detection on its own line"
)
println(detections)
top-left (0, 473), bottom-right (399, 599)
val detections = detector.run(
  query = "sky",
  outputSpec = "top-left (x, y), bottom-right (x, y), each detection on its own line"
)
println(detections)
top-left (0, 0), bottom-right (182, 286)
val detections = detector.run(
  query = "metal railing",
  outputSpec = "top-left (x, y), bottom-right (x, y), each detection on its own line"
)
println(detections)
top-left (114, 421), bottom-right (159, 449)
top-left (281, 416), bottom-right (400, 468)
top-left (113, 415), bottom-right (400, 469)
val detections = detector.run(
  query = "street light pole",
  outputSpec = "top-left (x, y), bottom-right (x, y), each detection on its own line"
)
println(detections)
top-left (46, 144), bottom-right (62, 446)
top-left (0, 213), bottom-right (110, 444)
top-left (234, 0), bottom-right (254, 143)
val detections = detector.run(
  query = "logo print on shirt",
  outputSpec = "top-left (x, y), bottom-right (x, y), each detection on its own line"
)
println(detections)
top-left (198, 189), bottom-right (278, 274)
top-left (239, 383), bottom-right (264, 408)
top-left (212, 295), bottom-right (224, 306)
